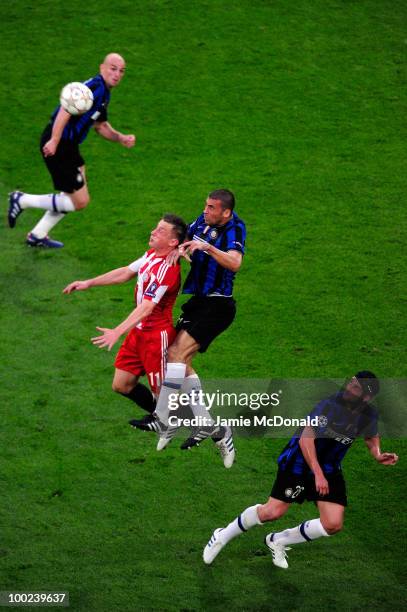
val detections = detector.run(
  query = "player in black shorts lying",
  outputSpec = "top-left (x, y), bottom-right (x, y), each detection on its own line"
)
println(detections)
top-left (203, 371), bottom-right (399, 568)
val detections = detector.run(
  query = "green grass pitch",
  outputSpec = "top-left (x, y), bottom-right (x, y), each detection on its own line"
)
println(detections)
top-left (1, 1), bottom-right (406, 610)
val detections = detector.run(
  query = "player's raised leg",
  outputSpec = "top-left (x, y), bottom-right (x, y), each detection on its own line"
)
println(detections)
top-left (112, 369), bottom-right (156, 414)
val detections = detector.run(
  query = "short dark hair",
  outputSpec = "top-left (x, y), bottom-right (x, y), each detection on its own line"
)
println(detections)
top-left (208, 189), bottom-right (235, 211)
top-left (162, 213), bottom-right (187, 245)
top-left (355, 370), bottom-right (380, 397)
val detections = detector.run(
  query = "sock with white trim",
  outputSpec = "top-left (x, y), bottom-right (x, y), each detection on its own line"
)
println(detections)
top-left (272, 518), bottom-right (329, 546)
top-left (20, 192), bottom-right (76, 212)
top-left (181, 374), bottom-right (214, 427)
top-left (220, 505), bottom-right (262, 544)
top-left (155, 362), bottom-right (186, 426)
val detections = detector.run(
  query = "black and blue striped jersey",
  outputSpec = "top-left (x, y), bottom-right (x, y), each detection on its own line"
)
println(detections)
top-left (50, 74), bottom-right (110, 144)
top-left (277, 392), bottom-right (378, 475)
top-left (182, 212), bottom-right (246, 297)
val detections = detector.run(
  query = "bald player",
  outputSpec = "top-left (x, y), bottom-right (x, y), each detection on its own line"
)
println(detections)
top-left (8, 53), bottom-right (135, 248)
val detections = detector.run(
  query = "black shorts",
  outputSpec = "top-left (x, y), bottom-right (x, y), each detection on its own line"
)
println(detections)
top-left (40, 124), bottom-right (85, 193)
top-left (270, 469), bottom-right (347, 507)
top-left (176, 296), bottom-right (236, 353)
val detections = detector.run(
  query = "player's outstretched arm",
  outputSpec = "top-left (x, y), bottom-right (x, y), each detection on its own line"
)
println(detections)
top-left (93, 121), bottom-right (136, 147)
top-left (63, 266), bottom-right (135, 294)
top-left (365, 436), bottom-right (399, 465)
top-left (299, 426), bottom-right (329, 495)
top-left (91, 299), bottom-right (155, 351)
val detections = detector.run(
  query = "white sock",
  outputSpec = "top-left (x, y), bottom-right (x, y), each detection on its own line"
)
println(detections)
top-left (155, 362), bottom-right (186, 426)
top-left (182, 374), bottom-right (214, 427)
top-left (220, 505), bottom-right (262, 544)
top-left (31, 211), bottom-right (66, 239)
top-left (272, 518), bottom-right (329, 546)
top-left (20, 192), bottom-right (75, 212)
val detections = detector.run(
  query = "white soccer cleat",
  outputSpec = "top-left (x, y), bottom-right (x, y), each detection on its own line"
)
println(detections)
top-left (264, 534), bottom-right (291, 569)
top-left (156, 425), bottom-right (179, 451)
top-left (214, 426), bottom-right (235, 468)
top-left (203, 528), bottom-right (226, 565)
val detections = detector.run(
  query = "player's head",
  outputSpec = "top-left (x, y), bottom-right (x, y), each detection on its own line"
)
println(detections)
top-left (343, 370), bottom-right (380, 403)
top-left (204, 189), bottom-right (235, 226)
top-left (100, 53), bottom-right (126, 88)
top-left (149, 214), bottom-right (187, 254)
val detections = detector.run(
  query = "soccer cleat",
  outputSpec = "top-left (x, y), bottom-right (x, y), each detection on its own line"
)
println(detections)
top-left (180, 425), bottom-right (223, 450)
top-left (8, 191), bottom-right (24, 228)
top-left (26, 232), bottom-right (64, 248)
top-left (156, 425), bottom-right (179, 451)
top-left (214, 426), bottom-right (235, 468)
top-left (264, 534), bottom-right (291, 569)
top-left (203, 528), bottom-right (226, 565)
top-left (129, 414), bottom-right (165, 433)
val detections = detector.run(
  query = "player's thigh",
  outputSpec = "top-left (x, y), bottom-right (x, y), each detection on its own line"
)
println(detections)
top-left (167, 329), bottom-right (200, 362)
top-left (112, 368), bottom-right (140, 394)
top-left (317, 501), bottom-right (345, 533)
top-left (142, 328), bottom-right (177, 394)
top-left (258, 497), bottom-right (291, 522)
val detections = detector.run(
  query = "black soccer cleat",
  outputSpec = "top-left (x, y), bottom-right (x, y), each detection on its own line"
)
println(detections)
top-left (129, 414), bottom-right (165, 433)
top-left (180, 425), bottom-right (224, 450)
top-left (8, 191), bottom-right (24, 228)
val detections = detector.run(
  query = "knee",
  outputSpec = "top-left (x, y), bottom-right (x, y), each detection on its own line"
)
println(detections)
top-left (112, 380), bottom-right (131, 395)
top-left (321, 518), bottom-right (343, 535)
top-left (74, 194), bottom-right (90, 210)
top-left (167, 344), bottom-right (184, 363)
top-left (257, 501), bottom-right (287, 523)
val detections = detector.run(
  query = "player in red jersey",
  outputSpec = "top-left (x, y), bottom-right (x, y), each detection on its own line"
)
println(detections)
top-left (63, 214), bottom-right (187, 411)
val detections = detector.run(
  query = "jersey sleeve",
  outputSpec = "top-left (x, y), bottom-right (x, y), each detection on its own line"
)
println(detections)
top-left (308, 398), bottom-right (331, 434)
top-left (226, 220), bottom-right (246, 254)
top-left (143, 263), bottom-right (180, 304)
top-left (128, 253), bottom-right (147, 273)
top-left (360, 406), bottom-right (379, 438)
top-left (85, 76), bottom-right (109, 121)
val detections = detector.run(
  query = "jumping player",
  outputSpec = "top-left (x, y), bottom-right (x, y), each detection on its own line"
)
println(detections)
top-left (63, 214), bottom-right (186, 409)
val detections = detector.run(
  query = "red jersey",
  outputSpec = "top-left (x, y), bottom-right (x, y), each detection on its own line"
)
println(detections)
top-left (128, 249), bottom-right (180, 331)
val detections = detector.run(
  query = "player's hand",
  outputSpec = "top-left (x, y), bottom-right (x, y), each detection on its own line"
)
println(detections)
top-left (314, 472), bottom-right (329, 496)
top-left (376, 452), bottom-right (398, 465)
top-left (91, 327), bottom-right (120, 351)
top-left (63, 280), bottom-right (91, 294)
top-left (119, 134), bottom-right (136, 148)
top-left (181, 240), bottom-right (209, 256)
top-left (42, 138), bottom-right (58, 157)
top-left (166, 248), bottom-right (181, 266)
top-left (177, 244), bottom-right (192, 263)
top-left (166, 246), bottom-right (191, 265)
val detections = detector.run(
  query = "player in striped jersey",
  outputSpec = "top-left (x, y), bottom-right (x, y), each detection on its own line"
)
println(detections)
top-left (133, 189), bottom-right (245, 465)
top-left (8, 53), bottom-right (135, 248)
top-left (203, 372), bottom-right (399, 567)
top-left (63, 214), bottom-right (186, 413)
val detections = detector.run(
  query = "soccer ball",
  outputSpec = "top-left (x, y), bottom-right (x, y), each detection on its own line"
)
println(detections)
top-left (60, 82), bottom-right (94, 115)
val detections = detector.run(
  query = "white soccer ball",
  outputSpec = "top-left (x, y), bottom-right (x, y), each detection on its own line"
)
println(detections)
top-left (60, 82), bottom-right (94, 115)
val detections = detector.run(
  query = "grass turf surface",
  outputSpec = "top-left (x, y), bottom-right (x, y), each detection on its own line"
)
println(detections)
top-left (1, 0), bottom-right (406, 610)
